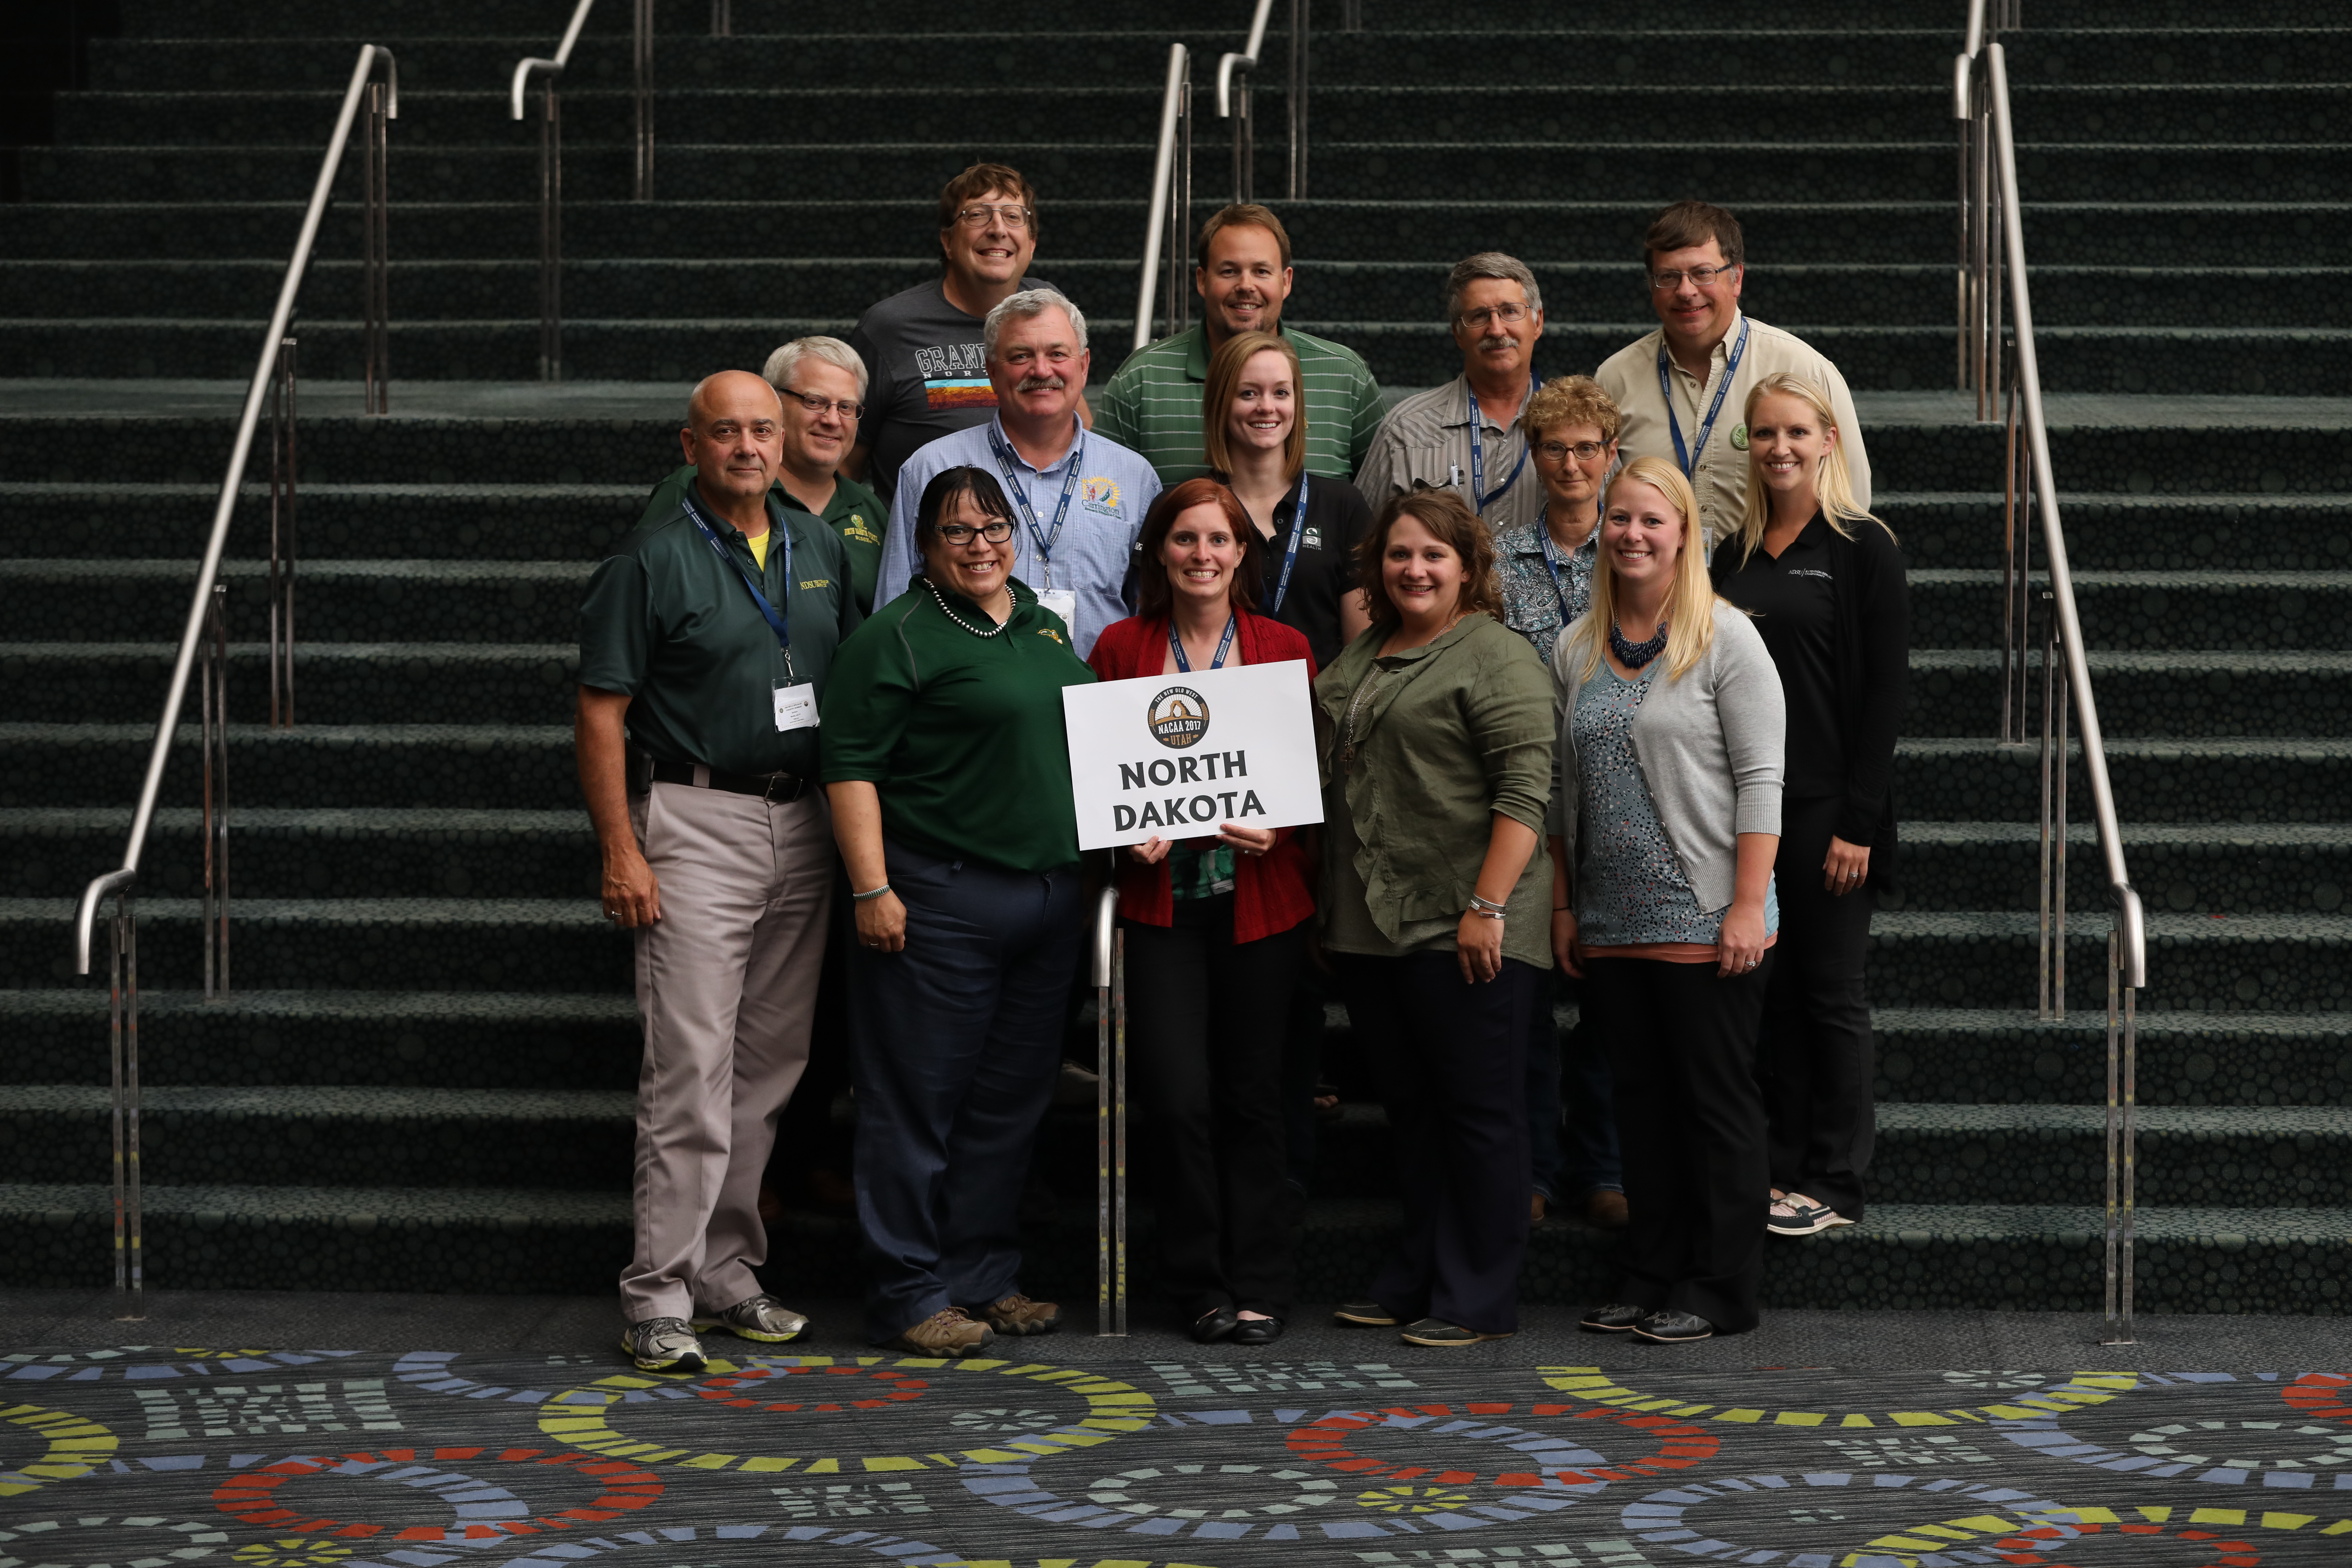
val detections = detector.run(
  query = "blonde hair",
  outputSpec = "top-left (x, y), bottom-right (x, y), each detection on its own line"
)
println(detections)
top-left (1521, 373), bottom-right (1621, 446)
top-left (1200, 330), bottom-right (1307, 482)
top-left (1731, 371), bottom-right (1893, 564)
top-left (1570, 456), bottom-right (1720, 682)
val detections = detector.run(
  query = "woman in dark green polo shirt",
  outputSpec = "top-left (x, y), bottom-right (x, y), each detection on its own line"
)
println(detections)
top-left (820, 464), bottom-right (1097, 1359)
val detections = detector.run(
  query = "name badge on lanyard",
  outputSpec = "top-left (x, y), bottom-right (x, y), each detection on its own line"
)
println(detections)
top-left (680, 493), bottom-right (819, 733)
top-left (1036, 587), bottom-right (1078, 628)
top-left (1658, 317), bottom-right (1751, 479)
top-left (987, 419), bottom-right (1085, 597)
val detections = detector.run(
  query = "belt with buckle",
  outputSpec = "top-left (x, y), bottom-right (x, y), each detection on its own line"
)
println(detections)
top-left (648, 758), bottom-right (808, 802)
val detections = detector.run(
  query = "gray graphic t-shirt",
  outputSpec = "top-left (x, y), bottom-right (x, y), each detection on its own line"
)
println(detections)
top-left (847, 274), bottom-right (1052, 503)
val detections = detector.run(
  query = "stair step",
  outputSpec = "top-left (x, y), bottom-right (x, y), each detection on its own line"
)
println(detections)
top-left (1896, 737), bottom-right (2352, 825)
top-left (1874, 1007), bottom-right (2352, 1108)
top-left (1866, 909), bottom-right (2352, 1012)
top-left (0, 1084), bottom-right (635, 1188)
top-left (1905, 647), bottom-right (2352, 738)
top-left (1908, 569), bottom-right (2352, 651)
top-left (0, 988), bottom-right (637, 1089)
top-left (0, 896), bottom-right (626, 992)
top-left (0, 641), bottom-right (579, 724)
top-left (0, 721), bottom-right (580, 810)
top-left (1895, 819), bottom-right (2352, 917)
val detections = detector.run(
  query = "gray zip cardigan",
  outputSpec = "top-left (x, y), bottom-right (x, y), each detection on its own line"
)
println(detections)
top-left (1546, 598), bottom-right (1786, 915)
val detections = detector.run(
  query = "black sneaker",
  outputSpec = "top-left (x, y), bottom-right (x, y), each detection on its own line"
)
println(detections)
top-left (1579, 1303), bottom-right (1646, 1333)
top-left (1399, 1318), bottom-right (1514, 1347)
top-left (1631, 1309), bottom-right (1715, 1344)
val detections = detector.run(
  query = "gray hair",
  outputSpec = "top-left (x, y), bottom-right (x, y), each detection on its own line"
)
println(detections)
top-left (983, 287), bottom-right (1088, 360)
top-left (762, 335), bottom-right (869, 399)
top-left (1442, 252), bottom-right (1542, 322)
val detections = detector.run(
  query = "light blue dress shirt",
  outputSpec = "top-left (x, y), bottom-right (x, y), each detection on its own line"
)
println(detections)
top-left (878, 413), bottom-right (1162, 659)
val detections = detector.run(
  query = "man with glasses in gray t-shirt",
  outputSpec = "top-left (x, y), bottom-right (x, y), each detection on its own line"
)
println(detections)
top-left (847, 162), bottom-right (1091, 504)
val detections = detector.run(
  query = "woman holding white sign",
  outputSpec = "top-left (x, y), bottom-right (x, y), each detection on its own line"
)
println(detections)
top-left (1089, 477), bottom-right (1318, 1345)
top-left (1551, 456), bottom-right (1785, 1345)
top-left (1313, 488), bottom-right (1556, 1348)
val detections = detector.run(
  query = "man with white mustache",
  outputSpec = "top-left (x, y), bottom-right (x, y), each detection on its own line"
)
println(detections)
top-left (1595, 200), bottom-right (1871, 546)
top-left (1094, 203), bottom-right (1385, 485)
top-left (1357, 252), bottom-right (1552, 544)
top-left (876, 288), bottom-right (1161, 658)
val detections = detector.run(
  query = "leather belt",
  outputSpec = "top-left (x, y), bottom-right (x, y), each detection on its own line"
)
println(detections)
top-left (648, 758), bottom-right (808, 803)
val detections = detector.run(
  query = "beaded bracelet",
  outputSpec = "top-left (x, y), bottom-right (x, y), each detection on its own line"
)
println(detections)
top-left (852, 883), bottom-right (894, 902)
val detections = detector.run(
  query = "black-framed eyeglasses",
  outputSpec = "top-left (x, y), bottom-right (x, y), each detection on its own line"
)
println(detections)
top-left (936, 519), bottom-right (1015, 545)
top-left (953, 203), bottom-right (1033, 230)
top-left (1649, 264), bottom-right (1738, 291)
top-left (1536, 440), bottom-right (1608, 464)
top-left (782, 388), bottom-right (863, 420)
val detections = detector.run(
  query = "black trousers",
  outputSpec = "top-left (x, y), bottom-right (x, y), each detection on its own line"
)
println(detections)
top-left (1586, 953), bottom-right (1772, 1334)
top-left (1336, 951), bottom-right (1537, 1335)
top-left (1761, 795), bottom-right (1879, 1219)
top-left (1124, 899), bottom-right (1301, 1320)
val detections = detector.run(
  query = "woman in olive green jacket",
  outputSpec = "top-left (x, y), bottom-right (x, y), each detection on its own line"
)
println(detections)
top-left (1311, 488), bottom-right (1557, 1347)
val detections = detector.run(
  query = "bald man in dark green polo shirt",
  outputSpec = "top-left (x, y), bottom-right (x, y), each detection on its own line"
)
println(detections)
top-left (578, 370), bottom-right (862, 1376)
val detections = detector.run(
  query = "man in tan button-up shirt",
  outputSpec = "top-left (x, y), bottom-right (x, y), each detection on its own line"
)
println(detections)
top-left (1596, 201), bottom-right (1870, 545)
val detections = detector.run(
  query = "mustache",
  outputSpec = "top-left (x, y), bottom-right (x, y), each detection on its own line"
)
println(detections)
top-left (1016, 375), bottom-right (1068, 393)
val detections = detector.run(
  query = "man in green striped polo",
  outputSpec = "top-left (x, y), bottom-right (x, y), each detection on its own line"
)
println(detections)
top-left (1093, 203), bottom-right (1383, 485)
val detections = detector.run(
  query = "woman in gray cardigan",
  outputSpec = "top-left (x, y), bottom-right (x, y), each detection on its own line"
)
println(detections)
top-left (1548, 456), bottom-right (1785, 1344)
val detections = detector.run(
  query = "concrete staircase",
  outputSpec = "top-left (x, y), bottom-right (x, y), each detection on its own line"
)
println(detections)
top-left (0, 0), bottom-right (2345, 1315)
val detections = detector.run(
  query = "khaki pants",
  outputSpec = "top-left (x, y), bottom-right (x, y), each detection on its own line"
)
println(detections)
top-left (620, 777), bottom-right (832, 1323)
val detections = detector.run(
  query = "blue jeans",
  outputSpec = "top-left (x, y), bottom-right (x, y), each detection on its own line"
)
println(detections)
top-left (844, 839), bottom-right (1085, 1341)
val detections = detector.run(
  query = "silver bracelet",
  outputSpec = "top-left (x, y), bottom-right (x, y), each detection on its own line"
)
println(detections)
top-left (1466, 906), bottom-right (1506, 921)
top-left (1466, 892), bottom-right (1509, 915)
top-left (851, 883), bottom-right (893, 902)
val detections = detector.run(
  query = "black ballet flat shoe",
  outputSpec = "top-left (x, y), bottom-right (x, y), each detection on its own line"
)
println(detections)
top-left (1231, 1316), bottom-right (1284, 1346)
top-left (1190, 1307), bottom-right (1240, 1343)
top-left (1632, 1309), bottom-right (1715, 1344)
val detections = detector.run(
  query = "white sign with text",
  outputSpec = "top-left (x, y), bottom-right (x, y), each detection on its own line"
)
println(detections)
top-left (1062, 659), bottom-right (1324, 852)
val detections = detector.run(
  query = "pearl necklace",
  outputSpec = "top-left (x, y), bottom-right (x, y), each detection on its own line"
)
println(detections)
top-left (925, 578), bottom-right (1011, 639)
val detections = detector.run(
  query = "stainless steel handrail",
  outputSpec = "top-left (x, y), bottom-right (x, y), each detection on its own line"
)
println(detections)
top-left (1091, 885), bottom-right (1127, 1335)
top-left (512, 0), bottom-right (599, 381)
top-left (1132, 43), bottom-right (1194, 353)
top-left (1216, 0), bottom-right (1308, 201)
top-left (1956, 22), bottom-right (2149, 1344)
top-left (68, 42), bottom-right (396, 1318)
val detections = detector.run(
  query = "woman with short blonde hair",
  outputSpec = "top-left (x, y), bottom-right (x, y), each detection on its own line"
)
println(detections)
top-left (1552, 455), bottom-right (1785, 1344)
top-left (1711, 371), bottom-right (1908, 1242)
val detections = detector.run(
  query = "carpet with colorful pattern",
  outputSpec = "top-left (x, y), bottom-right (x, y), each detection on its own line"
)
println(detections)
top-left (6, 1345), bottom-right (2351, 1567)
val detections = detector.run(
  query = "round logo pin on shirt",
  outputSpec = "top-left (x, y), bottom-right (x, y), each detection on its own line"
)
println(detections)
top-left (1730, 423), bottom-right (1750, 450)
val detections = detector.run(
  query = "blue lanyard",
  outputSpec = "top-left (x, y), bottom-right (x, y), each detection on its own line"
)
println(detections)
top-left (1657, 316), bottom-right (1751, 478)
top-left (1536, 506), bottom-right (1594, 623)
top-left (985, 420), bottom-right (1085, 590)
top-left (1465, 377), bottom-right (1535, 517)
top-left (1169, 613), bottom-right (1238, 672)
top-left (681, 491), bottom-right (793, 671)
top-left (1268, 470), bottom-right (1310, 614)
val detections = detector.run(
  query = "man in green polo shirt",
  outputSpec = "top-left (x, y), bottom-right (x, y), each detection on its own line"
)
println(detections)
top-left (1093, 203), bottom-right (1384, 485)
top-left (578, 370), bottom-right (862, 1376)
top-left (640, 337), bottom-right (888, 612)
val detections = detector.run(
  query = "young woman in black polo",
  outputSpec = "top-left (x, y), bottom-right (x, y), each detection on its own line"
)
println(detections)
top-left (1708, 372), bottom-right (1910, 1240)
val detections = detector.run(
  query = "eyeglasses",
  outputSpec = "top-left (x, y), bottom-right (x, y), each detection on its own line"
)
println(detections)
top-left (1456, 302), bottom-right (1530, 329)
top-left (953, 203), bottom-right (1033, 230)
top-left (936, 519), bottom-right (1015, 545)
top-left (1536, 440), bottom-right (1608, 464)
top-left (782, 388), bottom-right (863, 420)
top-left (1649, 264), bottom-right (1738, 291)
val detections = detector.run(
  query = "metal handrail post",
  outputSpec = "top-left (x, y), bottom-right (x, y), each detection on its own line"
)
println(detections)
top-left (1218, 0), bottom-right (1276, 205)
top-left (1092, 886), bottom-right (1126, 1335)
top-left (1132, 44), bottom-right (1191, 353)
top-left (711, 0), bottom-right (733, 36)
top-left (71, 44), bottom-right (394, 981)
top-left (268, 337), bottom-right (297, 727)
top-left (109, 890), bottom-right (142, 1319)
top-left (1288, 0), bottom-right (1308, 198)
top-left (511, 0), bottom-right (596, 382)
top-left (199, 585), bottom-right (229, 1000)
top-left (633, 0), bottom-right (654, 200)
top-left (360, 76), bottom-right (391, 413)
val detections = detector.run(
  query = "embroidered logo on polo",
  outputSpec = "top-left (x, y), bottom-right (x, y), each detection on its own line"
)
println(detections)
top-left (1082, 477), bottom-right (1124, 514)
top-left (842, 514), bottom-right (881, 544)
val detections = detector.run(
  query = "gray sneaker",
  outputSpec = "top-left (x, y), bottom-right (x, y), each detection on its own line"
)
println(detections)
top-left (699, 1293), bottom-right (810, 1344)
top-left (620, 1316), bottom-right (707, 1373)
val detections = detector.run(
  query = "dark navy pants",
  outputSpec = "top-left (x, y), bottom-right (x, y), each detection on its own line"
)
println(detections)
top-left (1337, 951), bottom-right (1538, 1335)
top-left (845, 839), bottom-right (1085, 1342)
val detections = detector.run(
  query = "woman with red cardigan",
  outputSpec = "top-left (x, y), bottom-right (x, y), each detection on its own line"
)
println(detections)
top-left (1088, 476), bottom-right (1317, 1345)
